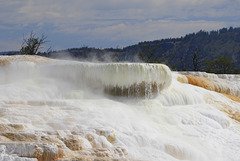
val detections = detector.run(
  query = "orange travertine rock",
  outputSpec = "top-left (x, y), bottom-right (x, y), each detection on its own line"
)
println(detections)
top-left (185, 75), bottom-right (215, 91)
top-left (178, 74), bottom-right (240, 103)
top-left (222, 93), bottom-right (240, 103)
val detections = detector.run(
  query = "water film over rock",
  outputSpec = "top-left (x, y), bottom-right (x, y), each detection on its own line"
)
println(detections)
top-left (0, 55), bottom-right (240, 161)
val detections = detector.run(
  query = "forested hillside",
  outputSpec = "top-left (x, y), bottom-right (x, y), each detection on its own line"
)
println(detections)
top-left (48, 27), bottom-right (240, 73)
top-left (2, 27), bottom-right (240, 73)
top-left (122, 27), bottom-right (240, 73)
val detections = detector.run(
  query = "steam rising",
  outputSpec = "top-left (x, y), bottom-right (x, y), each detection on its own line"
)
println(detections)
top-left (0, 55), bottom-right (240, 161)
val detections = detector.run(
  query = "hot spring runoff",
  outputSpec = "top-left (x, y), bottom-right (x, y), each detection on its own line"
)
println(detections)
top-left (0, 55), bottom-right (240, 161)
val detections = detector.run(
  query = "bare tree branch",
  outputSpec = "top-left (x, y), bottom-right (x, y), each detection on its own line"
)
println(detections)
top-left (20, 31), bottom-right (48, 55)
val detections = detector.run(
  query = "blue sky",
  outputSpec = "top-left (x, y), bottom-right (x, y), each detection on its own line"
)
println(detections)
top-left (0, 0), bottom-right (240, 51)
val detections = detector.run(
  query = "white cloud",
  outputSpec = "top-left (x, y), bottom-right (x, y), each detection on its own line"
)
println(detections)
top-left (0, 0), bottom-right (239, 50)
top-left (1, 0), bottom-right (238, 24)
top-left (82, 20), bottom-right (228, 42)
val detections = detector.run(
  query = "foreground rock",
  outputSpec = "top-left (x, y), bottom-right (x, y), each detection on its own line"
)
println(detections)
top-left (0, 125), bottom-right (128, 161)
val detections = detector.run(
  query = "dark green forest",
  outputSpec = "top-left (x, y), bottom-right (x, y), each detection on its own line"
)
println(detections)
top-left (122, 27), bottom-right (240, 73)
top-left (1, 27), bottom-right (240, 73)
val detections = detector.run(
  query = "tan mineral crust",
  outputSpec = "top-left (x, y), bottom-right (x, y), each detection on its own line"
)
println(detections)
top-left (1, 56), bottom-right (240, 161)
top-left (0, 124), bottom-right (129, 161)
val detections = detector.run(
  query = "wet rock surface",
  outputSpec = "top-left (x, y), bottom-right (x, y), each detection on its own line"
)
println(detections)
top-left (0, 125), bottom-right (128, 161)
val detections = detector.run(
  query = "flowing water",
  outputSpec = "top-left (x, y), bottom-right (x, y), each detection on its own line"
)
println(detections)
top-left (0, 55), bottom-right (240, 161)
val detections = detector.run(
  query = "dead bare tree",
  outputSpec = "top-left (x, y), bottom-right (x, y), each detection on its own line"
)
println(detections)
top-left (20, 31), bottom-right (48, 55)
top-left (191, 48), bottom-right (204, 71)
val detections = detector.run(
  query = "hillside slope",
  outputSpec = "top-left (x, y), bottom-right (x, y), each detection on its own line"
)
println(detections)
top-left (2, 27), bottom-right (240, 73)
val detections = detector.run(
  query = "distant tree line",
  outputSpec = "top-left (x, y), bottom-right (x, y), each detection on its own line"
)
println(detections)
top-left (124, 27), bottom-right (240, 73)
top-left (1, 27), bottom-right (240, 74)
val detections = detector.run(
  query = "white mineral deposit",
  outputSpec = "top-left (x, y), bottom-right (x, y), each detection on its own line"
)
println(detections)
top-left (0, 55), bottom-right (240, 161)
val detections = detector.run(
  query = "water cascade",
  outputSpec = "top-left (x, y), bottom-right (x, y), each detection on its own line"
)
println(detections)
top-left (0, 55), bottom-right (240, 161)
